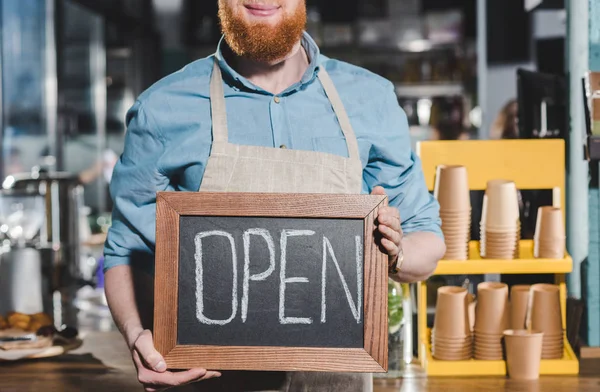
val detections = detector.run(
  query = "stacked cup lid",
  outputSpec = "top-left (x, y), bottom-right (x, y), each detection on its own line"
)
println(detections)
top-left (431, 286), bottom-right (473, 360)
top-left (474, 282), bottom-right (509, 360)
top-left (534, 206), bottom-right (566, 259)
top-left (527, 284), bottom-right (564, 359)
top-left (434, 165), bottom-right (471, 260)
top-left (480, 180), bottom-right (520, 259)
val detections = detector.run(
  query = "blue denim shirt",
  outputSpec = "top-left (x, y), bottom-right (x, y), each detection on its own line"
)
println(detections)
top-left (103, 32), bottom-right (442, 274)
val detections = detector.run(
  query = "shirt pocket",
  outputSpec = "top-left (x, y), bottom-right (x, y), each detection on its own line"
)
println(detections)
top-left (311, 136), bottom-right (350, 158)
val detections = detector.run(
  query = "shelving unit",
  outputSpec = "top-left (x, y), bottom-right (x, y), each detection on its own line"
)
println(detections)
top-left (415, 139), bottom-right (579, 376)
top-left (434, 240), bottom-right (572, 275)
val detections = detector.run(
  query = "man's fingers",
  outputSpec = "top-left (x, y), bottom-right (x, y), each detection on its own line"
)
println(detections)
top-left (381, 238), bottom-right (399, 256)
top-left (378, 224), bottom-right (402, 245)
top-left (201, 371), bottom-right (222, 380)
top-left (140, 368), bottom-right (209, 389)
top-left (134, 330), bottom-right (167, 373)
top-left (377, 208), bottom-right (401, 231)
top-left (371, 186), bottom-right (386, 196)
top-left (162, 368), bottom-right (209, 385)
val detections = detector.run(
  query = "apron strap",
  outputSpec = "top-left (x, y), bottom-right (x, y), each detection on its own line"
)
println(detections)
top-left (210, 59), bottom-right (229, 143)
top-left (317, 68), bottom-right (361, 161)
top-left (210, 58), bottom-right (361, 161)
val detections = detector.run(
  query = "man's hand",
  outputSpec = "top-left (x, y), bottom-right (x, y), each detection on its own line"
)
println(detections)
top-left (371, 186), bottom-right (403, 265)
top-left (130, 329), bottom-right (221, 392)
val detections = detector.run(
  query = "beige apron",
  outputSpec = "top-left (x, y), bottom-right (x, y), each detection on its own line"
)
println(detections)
top-left (182, 59), bottom-right (372, 392)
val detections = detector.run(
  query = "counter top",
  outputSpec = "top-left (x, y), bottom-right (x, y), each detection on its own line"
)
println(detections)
top-left (0, 332), bottom-right (594, 392)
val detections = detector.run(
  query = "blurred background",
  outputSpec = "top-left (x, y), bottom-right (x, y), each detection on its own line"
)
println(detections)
top-left (0, 0), bottom-right (567, 216)
top-left (0, 0), bottom-right (569, 333)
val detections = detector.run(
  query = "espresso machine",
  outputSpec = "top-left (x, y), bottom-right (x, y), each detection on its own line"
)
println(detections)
top-left (0, 170), bottom-right (84, 326)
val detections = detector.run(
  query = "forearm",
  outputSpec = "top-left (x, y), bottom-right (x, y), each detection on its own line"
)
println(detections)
top-left (391, 232), bottom-right (445, 283)
top-left (105, 265), bottom-right (147, 348)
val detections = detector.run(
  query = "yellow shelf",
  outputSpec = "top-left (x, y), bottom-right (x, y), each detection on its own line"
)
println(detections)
top-left (434, 240), bottom-right (573, 275)
top-left (421, 329), bottom-right (579, 376)
top-left (416, 140), bottom-right (578, 374)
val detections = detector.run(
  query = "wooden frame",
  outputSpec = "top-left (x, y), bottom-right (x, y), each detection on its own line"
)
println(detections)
top-left (154, 192), bottom-right (388, 372)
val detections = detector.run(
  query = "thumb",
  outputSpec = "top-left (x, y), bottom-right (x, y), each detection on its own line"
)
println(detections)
top-left (371, 186), bottom-right (386, 196)
top-left (134, 330), bottom-right (167, 373)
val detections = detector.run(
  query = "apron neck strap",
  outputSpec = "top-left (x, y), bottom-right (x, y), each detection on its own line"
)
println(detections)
top-left (210, 58), bottom-right (361, 161)
top-left (210, 59), bottom-right (229, 143)
top-left (316, 68), bottom-right (361, 160)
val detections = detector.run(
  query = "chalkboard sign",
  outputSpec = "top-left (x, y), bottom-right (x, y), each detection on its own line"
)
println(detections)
top-left (155, 192), bottom-right (388, 373)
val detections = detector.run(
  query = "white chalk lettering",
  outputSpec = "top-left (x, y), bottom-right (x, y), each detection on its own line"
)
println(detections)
top-left (195, 231), bottom-right (238, 325)
top-left (320, 235), bottom-right (363, 323)
top-left (241, 228), bottom-right (276, 322)
top-left (279, 229), bottom-right (315, 325)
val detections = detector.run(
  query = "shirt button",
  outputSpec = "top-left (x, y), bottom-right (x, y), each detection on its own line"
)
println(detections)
top-left (280, 144), bottom-right (287, 149)
top-left (274, 96), bottom-right (280, 104)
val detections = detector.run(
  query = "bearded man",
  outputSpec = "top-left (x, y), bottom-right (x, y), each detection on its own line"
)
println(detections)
top-left (103, 0), bottom-right (445, 391)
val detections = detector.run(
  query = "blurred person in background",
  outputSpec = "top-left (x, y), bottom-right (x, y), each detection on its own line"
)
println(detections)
top-left (490, 99), bottom-right (519, 140)
top-left (103, 0), bottom-right (445, 391)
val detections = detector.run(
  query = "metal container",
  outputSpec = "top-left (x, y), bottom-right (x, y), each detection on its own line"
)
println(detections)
top-left (3, 171), bottom-right (83, 281)
top-left (2, 172), bottom-right (84, 326)
top-left (0, 247), bottom-right (49, 316)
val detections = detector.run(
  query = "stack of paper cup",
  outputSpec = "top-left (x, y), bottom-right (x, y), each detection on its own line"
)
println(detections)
top-left (434, 165), bottom-right (471, 260)
top-left (431, 286), bottom-right (473, 360)
top-left (474, 282), bottom-right (509, 360)
top-left (534, 207), bottom-right (566, 259)
top-left (480, 180), bottom-right (520, 259)
top-left (527, 284), bottom-right (564, 359)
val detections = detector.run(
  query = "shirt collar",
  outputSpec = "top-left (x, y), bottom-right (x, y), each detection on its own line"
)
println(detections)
top-left (215, 31), bottom-right (321, 95)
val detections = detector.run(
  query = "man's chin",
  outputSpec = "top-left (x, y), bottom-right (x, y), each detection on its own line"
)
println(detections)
top-left (219, 2), bottom-right (306, 63)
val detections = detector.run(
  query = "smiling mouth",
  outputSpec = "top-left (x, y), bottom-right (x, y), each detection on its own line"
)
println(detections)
top-left (243, 3), bottom-right (281, 16)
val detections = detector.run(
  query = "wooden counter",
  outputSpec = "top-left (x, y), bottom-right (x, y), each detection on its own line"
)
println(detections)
top-left (0, 332), bottom-right (594, 391)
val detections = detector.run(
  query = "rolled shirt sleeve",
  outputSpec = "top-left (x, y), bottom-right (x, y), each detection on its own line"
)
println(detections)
top-left (362, 83), bottom-right (443, 239)
top-left (103, 101), bottom-right (169, 274)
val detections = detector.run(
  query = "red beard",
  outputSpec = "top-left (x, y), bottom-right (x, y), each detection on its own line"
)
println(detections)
top-left (218, 0), bottom-right (306, 63)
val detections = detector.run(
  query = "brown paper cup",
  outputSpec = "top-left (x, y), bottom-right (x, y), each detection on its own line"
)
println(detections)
top-left (433, 286), bottom-right (470, 338)
top-left (527, 284), bottom-right (562, 335)
top-left (484, 180), bottom-right (520, 228)
top-left (435, 165), bottom-right (471, 212)
top-left (536, 206), bottom-right (565, 240)
top-left (537, 237), bottom-right (566, 259)
top-left (504, 330), bottom-right (544, 380)
top-left (510, 285), bottom-right (531, 330)
top-left (475, 282), bottom-right (509, 333)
